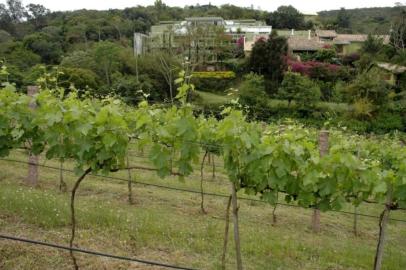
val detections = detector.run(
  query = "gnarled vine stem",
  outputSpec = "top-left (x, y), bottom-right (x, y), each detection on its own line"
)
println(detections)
top-left (69, 168), bottom-right (92, 270)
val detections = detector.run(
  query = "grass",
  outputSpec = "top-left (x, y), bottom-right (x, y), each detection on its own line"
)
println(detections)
top-left (194, 90), bottom-right (236, 106)
top-left (0, 150), bottom-right (406, 269)
top-left (193, 89), bottom-right (350, 116)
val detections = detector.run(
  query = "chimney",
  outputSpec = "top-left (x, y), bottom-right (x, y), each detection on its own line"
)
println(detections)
top-left (291, 29), bottom-right (295, 36)
top-left (308, 30), bottom-right (311, 40)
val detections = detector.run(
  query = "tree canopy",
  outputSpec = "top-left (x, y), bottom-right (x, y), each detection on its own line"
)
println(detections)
top-left (266, 6), bottom-right (306, 30)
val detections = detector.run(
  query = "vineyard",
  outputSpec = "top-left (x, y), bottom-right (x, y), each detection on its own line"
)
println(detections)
top-left (1, 82), bottom-right (406, 270)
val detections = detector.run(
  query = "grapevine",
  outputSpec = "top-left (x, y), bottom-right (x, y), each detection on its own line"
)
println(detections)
top-left (1, 83), bottom-right (406, 270)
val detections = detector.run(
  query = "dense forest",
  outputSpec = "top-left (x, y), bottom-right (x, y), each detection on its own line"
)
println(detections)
top-left (318, 6), bottom-right (401, 34)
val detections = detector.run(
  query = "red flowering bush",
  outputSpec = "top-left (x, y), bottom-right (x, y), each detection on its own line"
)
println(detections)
top-left (287, 60), bottom-right (341, 81)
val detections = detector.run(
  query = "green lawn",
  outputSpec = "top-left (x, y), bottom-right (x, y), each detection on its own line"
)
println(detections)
top-left (0, 150), bottom-right (405, 269)
top-left (194, 89), bottom-right (350, 115)
top-left (195, 90), bottom-right (237, 106)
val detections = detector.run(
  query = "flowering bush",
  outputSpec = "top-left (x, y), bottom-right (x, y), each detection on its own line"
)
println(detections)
top-left (288, 60), bottom-right (341, 81)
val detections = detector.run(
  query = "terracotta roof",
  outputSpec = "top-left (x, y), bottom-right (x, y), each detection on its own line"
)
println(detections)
top-left (334, 34), bottom-right (368, 43)
top-left (244, 36), bottom-right (324, 52)
top-left (334, 34), bottom-right (390, 44)
top-left (377, 62), bottom-right (406, 74)
top-left (316, 30), bottom-right (337, 38)
top-left (288, 36), bottom-right (324, 51)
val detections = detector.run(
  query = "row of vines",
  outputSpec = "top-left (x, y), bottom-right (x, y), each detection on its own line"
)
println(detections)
top-left (1, 81), bottom-right (406, 270)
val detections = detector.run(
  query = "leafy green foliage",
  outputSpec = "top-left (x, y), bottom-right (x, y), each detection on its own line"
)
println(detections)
top-left (1, 67), bottom-right (406, 219)
top-left (361, 35), bottom-right (385, 55)
top-left (336, 8), bottom-right (351, 30)
top-left (318, 6), bottom-right (399, 34)
top-left (249, 33), bottom-right (288, 95)
top-left (238, 73), bottom-right (269, 114)
top-left (277, 71), bottom-right (321, 108)
top-left (314, 49), bottom-right (337, 63)
top-left (266, 6), bottom-right (307, 30)
top-left (344, 70), bottom-right (391, 107)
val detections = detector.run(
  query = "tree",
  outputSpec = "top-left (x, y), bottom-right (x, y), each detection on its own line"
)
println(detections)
top-left (23, 32), bottom-right (63, 64)
top-left (60, 50), bottom-right (97, 71)
top-left (4, 43), bottom-right (41, 71)
top-left (25, 3), bottom-right (50, 29)
top-left (58, 67), bottom-right (99, 91)
top-left (156, 52), bottom-right (180, 103)
top-left (277, 71), bottom-right (321, 107)
top-left (0, 29), bottom-right (12, 43)
top-left (249, 32), bottom-right (288, 95)
top-left (0, 0), bottom-right (26, 34)
top-left (336, 8), bottom-right (351, 29)
top-left (362, 35), bottom-right (384, 55)
top-left (0, 4), bottom-right (13, 33)
top-left (391, 9), bottom-right (406, 53)
top-left (92, 41), bottom-right (121, 86)
top-left (5, 0), bottom-right (25, 23)
top-left (175, 23), bottom-right (232, 68)
top-left (267, 6), bottom-right (305, 29)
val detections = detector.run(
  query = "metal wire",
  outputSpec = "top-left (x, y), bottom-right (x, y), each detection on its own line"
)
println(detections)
top-left (1, 158), bottom-right (405, 223)
top-left (0, 234), bottom-right (197, 270)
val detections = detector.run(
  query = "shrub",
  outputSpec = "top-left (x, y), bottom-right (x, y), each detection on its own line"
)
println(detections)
top-left (278, 71), bottom-right (321, 108)
top-left (58, 67), bottom-right (100, 91)
top-left (371, 111), bottom-right (404, 133)
top-left (191, 71), bottom-right (236, 93)
top-left (314, 48), bottom-right (337, 63)
top-left (192, 71), bottom-right (236, 79)
top-left (287, 60), bottom-right (344, 82)
top-left (351, 98), bottom-right (374, 119)
top-left (222, 59), bottom-right (248, 75)
top-left (344, 70), bottom-right (391, 106)
top-left (238, 73), bottom-right (269, 115)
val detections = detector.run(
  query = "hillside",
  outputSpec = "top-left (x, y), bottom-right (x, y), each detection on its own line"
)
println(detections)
top-left (318, 6), bottom-right (401, 34)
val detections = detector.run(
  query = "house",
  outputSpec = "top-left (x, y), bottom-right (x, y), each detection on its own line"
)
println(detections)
top-left (315, 30), bottom-right (338, 42)
top-left (333, 34), bottom-right (390, 54)
top-left (288, 36), bottom-right (324, 53)
top-left (143, 19), bottom-right (392, 62)
top-left (375, 62), bottom-right (406, 86)
top-left (148, 17), bottom-right (272, 65)
top-left (244, 30), bottom-right (323, 55)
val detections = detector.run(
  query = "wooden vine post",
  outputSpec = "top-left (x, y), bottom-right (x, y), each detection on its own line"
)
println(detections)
top-left (353, 148), bottom-right (360, 236)
top-left (26, 86), bottom-right (39, 186)
top-left (200, 151), bottom-right (209, 214)
top-left (59, 160), bottom-right (67, 192)
top-left (59, 137), bottom-right (67, 192)
top-left (272, 192), bottom-right (279, 225)
top-left (373, 186), bottom-right (393, 270)
top-left (231, 182), bottom-right (243, 270)
top-left (353, 206), bottom-right (359, 237)
top-left (126, 155), bottom-right (134, 205)
top-left (312, 130), bottom-right (329, 233)
top-left (221, 196), bottom-right (232, 270)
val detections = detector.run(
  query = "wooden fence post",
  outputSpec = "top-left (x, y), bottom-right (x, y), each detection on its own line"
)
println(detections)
top-left (26, 86), bottom-right (39, 186)
top-left (312, 130), bottom-right (329, 233)
top-left (231, 183), bottom-right (243, 270)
